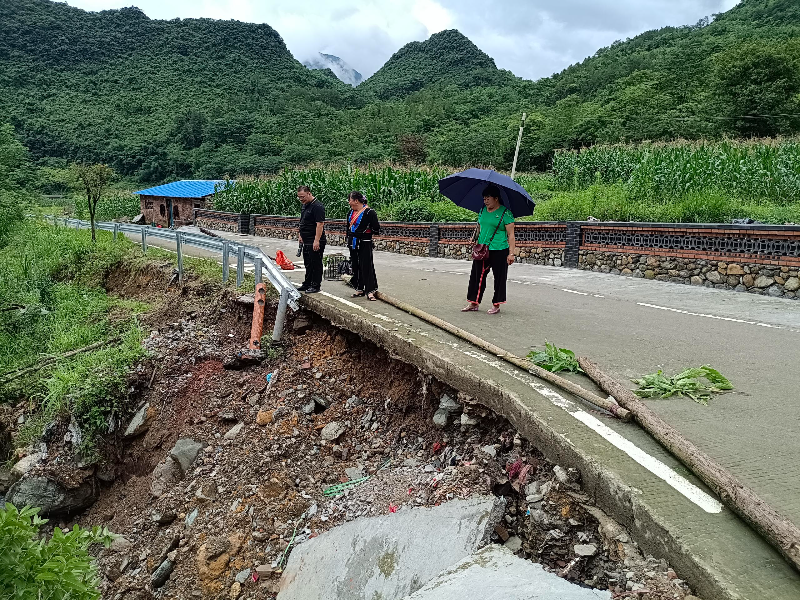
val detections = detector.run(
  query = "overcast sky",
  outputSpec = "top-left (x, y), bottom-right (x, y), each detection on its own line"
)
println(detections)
top-left (64, 0), bottom-right (741, 80)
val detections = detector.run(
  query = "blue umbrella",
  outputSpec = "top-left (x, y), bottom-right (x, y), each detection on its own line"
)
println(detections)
top-left (438, 168), bottom-right (535, 218)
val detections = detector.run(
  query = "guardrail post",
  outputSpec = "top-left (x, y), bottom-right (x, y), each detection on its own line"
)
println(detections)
top-left (113, 223), bottom-right (119, 241)
top-left (141, 227), bottom-right (147, 253)
top-left (254, 257), bottom-right (262, 284)
top-left (222, 241), bottom-right (230, 283)
top-left (272, 287), bottom-right (289, 342)
top-left (176, 231), bottom-right (184, 284)
top-left (236, 245), bottom-right (244, 287)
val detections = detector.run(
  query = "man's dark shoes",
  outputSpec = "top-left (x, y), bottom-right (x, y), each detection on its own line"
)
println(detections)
top-left (305, 286), bottom-right (320, 294)
top-left (298, 283), bottom-right (310, 292)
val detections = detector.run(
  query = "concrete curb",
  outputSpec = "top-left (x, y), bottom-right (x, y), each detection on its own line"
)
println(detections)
top-left (299, 292), bottom-right (792, 600)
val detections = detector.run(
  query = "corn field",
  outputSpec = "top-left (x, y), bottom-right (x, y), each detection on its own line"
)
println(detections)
top-left (552, 139), bottom-right (800, 204)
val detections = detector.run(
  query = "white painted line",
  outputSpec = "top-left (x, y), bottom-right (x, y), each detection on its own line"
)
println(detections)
top-left (562, 289), bottom-right (589, 296)
top-left (593, 294), bottom-right (605, 298)
top-left (318, 291), bottom-right (723, 514)
top-left (460, 350), bottom-right (724, 514)
top-left (637, 302), bottom-right (782, 329)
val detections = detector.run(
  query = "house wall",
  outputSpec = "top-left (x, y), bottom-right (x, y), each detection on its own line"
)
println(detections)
top-left (140, 195), bottom-right (207, 227)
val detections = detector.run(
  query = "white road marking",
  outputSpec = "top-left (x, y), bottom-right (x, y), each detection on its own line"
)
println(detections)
top-left (637, 303), bottom-right (783, 329)
top-left (461, 350), bottom-right (724, 514)
top-left (318, 289), bottom-right (723, 514)
top-left (562, 289), bottom-right (589, 296)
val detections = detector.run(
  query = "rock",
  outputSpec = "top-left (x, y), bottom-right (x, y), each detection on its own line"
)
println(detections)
top-left (255, 564), bottom-right (274, 577)
top-left (0, 466), bottom-right (16, 494)
top-left (432, 409), bottom-right (449, 429)
top-left (257, 410), bottom-right (274, 425)
top-left (742, 274), bottom-right (755, 287)
top-left (504, 536), bottom-right (523, 553)
top-left (403, 545), bottom-right (610, 600)
top-left (224, 423), bottom-right (244, 441)
top-left (196, 480), bottom-right (218, 502)
top-left (185, 508), bottom-right (199, 527)
top-left (6, 475), bottom-right (97, 517)
top-left (706, 270), bottom-right (723, 284)
top-left (345, 466), bottom-right (365, 481)
top-left (301, 400), bottom-right (316, 415)
top-left (292, 316), bottom-right (312, 334)
top-left (235, 568), bottom-right (251, 584)
top-left (150, 457), bottom-right (182, 497)
top-left (726, 264), bottom-right (744, 276)
top-left (460, 413), bottom-right (478, 427)
top-left (277, 496), bottom-right (505, 600)
top-left (574, 544), bottom-right (597, 557)
top-left (784, 277), bottom-right (800, 292)
top-left (314, 396), bottom-right (331, 409)
top-left (132, 214), bottom-right (146, 225)
top-left (767, 285), bottom-right (784, 297)
top-left (689, 276), bottom-right (703, 286)
top-left (320, 421), bottom-right (346, 441)
top-left (438, 394), bottom-right (461, 414)
top-left (64, 418), bottom-right (81, 447)
top-left (151, 511), bottom-right (177, 525)
top-left (12, 452), bottom-right (44, 477)
top-left (124, 403), bottom-right (156, 438)
top-left (150, 559), bottom-right (174, 588)
top-left (170, 438), bottom-right (203, 473)
top-left (230, 582), bottom-right (241, 599)
top-left (110, 536), bottom-right (133, 553)
top-left (481, 445), bottom-right (497, 458)
top-left (525, 494), bottom-right (543, 504)
top-left (755, 275), bottom-right (774, 288)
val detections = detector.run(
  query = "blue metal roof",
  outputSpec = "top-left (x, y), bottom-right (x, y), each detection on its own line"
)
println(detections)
top-left (133, 180), bottom-right (231, 198)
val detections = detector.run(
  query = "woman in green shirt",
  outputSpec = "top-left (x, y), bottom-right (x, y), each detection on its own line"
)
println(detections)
top-left (462, 185), bottom-right (516, 314)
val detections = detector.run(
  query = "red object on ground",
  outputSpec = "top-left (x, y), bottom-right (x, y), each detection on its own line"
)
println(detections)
top-left (389, 505), bottom-right (398, 513)
top-left (432, 441), bottom-right (444, 454)
top-left (249, 284), bottom-right (267, 350)
top-left (507, 459), bottom-right (523, 480)
top-left (275, 250), bottom-right (295, 270)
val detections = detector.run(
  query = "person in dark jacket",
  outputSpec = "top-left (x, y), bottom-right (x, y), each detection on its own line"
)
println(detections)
top-left (296, 185), bottom-right (326, 293)
top-left (346, 191), bottom-right (380, 301)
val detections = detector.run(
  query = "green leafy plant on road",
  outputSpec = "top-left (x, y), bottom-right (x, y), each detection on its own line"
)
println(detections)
top-left (632, 366), bottom-right (733, 405)
top-left (527, 341), bottom-right (582, 373)
top-left (0, 503), bottom-right (115, 600)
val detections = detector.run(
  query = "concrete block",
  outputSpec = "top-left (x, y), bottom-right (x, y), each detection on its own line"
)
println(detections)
top-left (277, 496), bottom-right (505, 600)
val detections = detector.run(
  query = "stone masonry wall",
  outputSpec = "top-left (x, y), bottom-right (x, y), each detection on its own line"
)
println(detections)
top-left (579, 251), bottom-right (800, 299)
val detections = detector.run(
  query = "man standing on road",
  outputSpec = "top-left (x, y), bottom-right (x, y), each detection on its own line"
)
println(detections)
top-left (297, 185), bottom-right (326, 293)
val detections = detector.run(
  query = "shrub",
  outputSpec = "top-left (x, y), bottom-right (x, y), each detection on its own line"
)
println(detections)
top-left (0, 504), bottom-right (114, 600)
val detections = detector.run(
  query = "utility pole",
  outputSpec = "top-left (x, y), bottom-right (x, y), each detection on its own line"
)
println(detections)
top-left (511, 112), bottom-right (527, 180)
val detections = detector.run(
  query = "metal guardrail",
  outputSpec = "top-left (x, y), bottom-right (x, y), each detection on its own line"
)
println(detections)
top-left (47, 217), bottom-right (301, 341)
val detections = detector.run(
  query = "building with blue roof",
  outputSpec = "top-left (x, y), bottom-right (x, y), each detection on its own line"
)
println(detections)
top-left (134, 180), bottom-right (231, 227)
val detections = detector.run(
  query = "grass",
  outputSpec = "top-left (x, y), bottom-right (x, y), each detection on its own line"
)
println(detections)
top-left (632, 366), bottom-right (733, 405)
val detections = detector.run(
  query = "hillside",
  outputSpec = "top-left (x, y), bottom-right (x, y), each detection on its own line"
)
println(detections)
top-left (358, 29), bottom-right (513, 99)
top-left (1, 0), bottom-right (799, 184)
top-left (305, 53), bottom-right (363, 86)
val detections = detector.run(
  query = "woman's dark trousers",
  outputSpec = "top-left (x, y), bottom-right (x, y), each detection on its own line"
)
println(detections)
top-left (467, 248), bottom-right (509, 304)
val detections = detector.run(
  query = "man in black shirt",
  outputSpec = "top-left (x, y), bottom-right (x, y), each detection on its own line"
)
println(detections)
top-left (297, 185), bottom-right (326, 293)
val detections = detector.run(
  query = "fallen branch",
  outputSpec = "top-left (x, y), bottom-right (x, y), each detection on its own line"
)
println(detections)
top-left (578, 356), bottom-right (800, 574)
top-left (374, 292), bottom-right (630, 421)
top-left (1, 336), bottom-right (122, 384)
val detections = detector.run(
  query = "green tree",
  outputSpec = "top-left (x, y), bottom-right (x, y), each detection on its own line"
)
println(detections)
top-left (70, 163), bottom-right (115, 242)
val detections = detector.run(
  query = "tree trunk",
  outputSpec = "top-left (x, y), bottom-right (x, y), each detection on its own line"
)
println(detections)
top-left (578, 356), bottom-right (800, 574)
top-left (89, 199), bottom-right (97, 242)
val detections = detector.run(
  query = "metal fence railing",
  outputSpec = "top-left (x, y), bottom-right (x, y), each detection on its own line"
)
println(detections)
top-left (46, 217), bottom-right (301, 341)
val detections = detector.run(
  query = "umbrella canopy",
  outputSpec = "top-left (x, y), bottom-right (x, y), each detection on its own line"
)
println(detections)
top-left (438, 168), bottom-right (535, 218)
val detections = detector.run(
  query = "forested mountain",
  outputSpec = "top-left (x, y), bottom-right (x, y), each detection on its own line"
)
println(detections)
top-left (1, 0), bottom-right (799, 185)
top-left (304, 54), bottom-right (363, 86)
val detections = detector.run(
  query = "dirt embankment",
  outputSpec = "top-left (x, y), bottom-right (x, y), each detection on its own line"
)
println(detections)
top-left (6, 262), bottom-right (703, 600)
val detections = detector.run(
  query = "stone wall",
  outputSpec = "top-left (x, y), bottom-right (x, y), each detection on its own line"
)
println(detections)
top-left (579, 251), bottom-right (799, 298)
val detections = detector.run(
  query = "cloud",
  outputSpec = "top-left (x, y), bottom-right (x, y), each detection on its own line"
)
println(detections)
top-left (65, 0), bottom-right (741, 79)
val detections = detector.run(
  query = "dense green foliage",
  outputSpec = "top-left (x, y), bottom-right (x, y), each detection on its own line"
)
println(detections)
top-left (0, 504), bottom-right (113, 600)
top-left (0, 220), bottom-right (146, 454)
top-left (2, 0), bottom-right (800, 185)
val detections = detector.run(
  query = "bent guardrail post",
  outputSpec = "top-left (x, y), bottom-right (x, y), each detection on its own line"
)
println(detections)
top-left (254, 257), bottom-right (263, 285)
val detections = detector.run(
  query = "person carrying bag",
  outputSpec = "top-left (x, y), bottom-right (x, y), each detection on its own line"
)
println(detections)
top-left (462, 185), bottom-right (516, 315)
